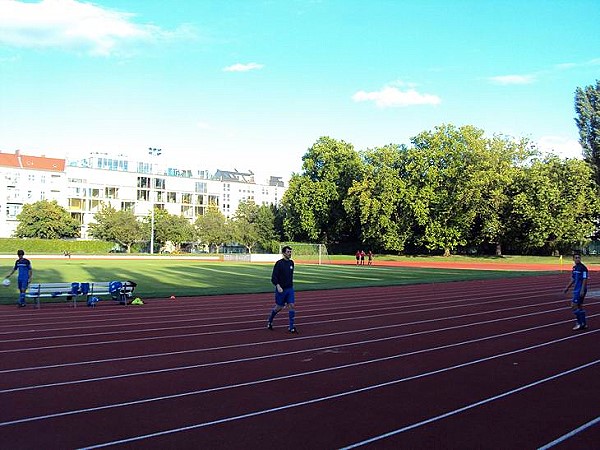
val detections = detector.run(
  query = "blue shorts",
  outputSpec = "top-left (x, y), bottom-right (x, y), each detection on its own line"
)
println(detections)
top-left (17, 278), bottom-right (29, 291)
top-left (275, 287), bottom-right (295, 306)
top-left (572, 289), bottom-right (587, 305)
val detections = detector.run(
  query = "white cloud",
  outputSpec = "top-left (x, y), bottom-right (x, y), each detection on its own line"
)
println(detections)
top-left (0, 0), bottom-right (178, 56)
top-left (489, 74), bottom-right (536, 85)
top-left (222, 62), bottom-right (264, 72)
top-left (352, 85), bottom-right (441, 108)
top-left (537, 135), bottom-right (583, 159)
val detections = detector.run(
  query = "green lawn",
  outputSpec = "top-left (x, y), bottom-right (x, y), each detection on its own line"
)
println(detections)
top-left (0, 258), bottom-right (559, 305)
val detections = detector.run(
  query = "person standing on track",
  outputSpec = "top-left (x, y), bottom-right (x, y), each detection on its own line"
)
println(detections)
top-left (267, 246), bottom-right (297, 333)
top-left (5, 249), bottom-right (32, 307)
top-left (563, 252), bottom-right (588, 330)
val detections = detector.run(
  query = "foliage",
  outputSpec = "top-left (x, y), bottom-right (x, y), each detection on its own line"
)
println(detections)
top-left (226, 200), bottom-right (279, 253)
top-left (282, 137), bottom-right (364, 243)
top-left (88, 205), bottom-right (144, 253)
top-left (575, 79), bottom-right (600, 186)
top-left (143, 208), bottom-right (195, 251)
top-left (195, 205), bottom-right (228, 252)
top-left (15, 200), bottom-right (80, 239)
top-left (0, 238), bottom-right (112, 254)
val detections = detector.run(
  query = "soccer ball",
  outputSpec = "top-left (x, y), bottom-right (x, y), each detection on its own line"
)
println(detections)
top-left (2, 278), bottom-right (10, 287)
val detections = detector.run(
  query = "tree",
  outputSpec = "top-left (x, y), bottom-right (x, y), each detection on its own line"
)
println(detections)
top-left (505, 156), bottom-right (600, 254)
top-left (143, 208), bottom-right (195, 252)
top-left (88, 205), bottom-right (144, 253)
top-left (575, 80), bottom-right (600, 186)
top-left (405, 125), bottom-right (487, 256)
top-left (468, 135), bottom-right (534, 255)
top-left (195, 205), bottom-right (228, 252)
top-left (344, 144), bottom-right (411, 252)
top-left (15, 200), bottom-right (80, 239)
top-left (230, 200), bottom-right (260, 253)
top-left (282, 136), bottom-right (364, 243)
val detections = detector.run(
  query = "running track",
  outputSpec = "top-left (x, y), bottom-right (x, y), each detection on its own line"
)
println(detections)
top-left (1, 274), bottom-right (598, 449)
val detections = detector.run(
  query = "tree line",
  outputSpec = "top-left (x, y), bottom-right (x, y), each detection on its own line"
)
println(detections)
top-left (13, 80), bottom-right (600, 256)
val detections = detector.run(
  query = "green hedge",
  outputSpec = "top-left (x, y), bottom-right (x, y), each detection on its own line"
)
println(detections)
top-left (0, 238), bottom-right (113, 254)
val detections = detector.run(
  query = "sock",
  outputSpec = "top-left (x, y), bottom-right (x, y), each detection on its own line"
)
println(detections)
top-left (574, 309), bottom-right (584, 325)
top-left (18, 293), bottom-right (25, 304)
top-left (268, 309), bottom-right (278, 323)
top-left (289, 309), bottom-right (295, 329)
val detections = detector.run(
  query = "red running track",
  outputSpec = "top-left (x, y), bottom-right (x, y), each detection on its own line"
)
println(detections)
top-left (0, 274), bottom-right (598, 449)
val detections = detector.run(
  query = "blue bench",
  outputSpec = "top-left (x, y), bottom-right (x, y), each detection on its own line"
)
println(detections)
top-left (25, 281), bottom-right (137, 308)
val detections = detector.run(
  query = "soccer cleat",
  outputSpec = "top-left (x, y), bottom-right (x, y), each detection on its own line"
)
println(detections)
top-left (573, 324), bottom-right (584, 330)
top-left (18, 303), bottom-right (26, 308)
top-left (267, 322), bottom-right (273, 330)
top-left (288, 327), bottom-right (298, 334)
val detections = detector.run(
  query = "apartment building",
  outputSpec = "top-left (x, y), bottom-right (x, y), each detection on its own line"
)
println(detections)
top-left (0, 150), bottom-right (287, 238)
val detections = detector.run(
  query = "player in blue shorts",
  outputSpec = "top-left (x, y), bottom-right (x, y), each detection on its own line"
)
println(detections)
top-left (5, 249), bottom-right (33, 307)
top-left (563, 253), bottom-right (588, 330)
top-left (267, 246), bottom-right (297, 333)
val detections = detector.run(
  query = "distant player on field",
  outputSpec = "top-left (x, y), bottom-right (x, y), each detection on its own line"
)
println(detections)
top-left (5, 249), bottom-right (32, 307)
top-left (563, 252), bottom-right (588, 330)
top-left (267, 246), bottom-right (297, 333)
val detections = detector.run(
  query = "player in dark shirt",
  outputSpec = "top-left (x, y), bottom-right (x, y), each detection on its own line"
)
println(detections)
top-left (267, 246), bottom-right (297, 333)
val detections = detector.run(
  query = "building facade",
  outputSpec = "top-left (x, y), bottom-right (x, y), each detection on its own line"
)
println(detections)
top-left (0, 150), bottom-right (287, 239)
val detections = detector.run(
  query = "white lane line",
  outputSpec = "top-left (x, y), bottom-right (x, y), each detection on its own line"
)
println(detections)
top-left (80, 358), bottom-right (600, 449)
top-left (1, 307), bottom-right (586, 388)
top-left (537, 416), bottom-right (600, 449)
top-left (2, 295), bottom-right (587, 354)
top-left (1, 327), bottom-right (597, 428)
top-left (0, 285), bottom-right (559, 342)
top-left (0, 300), bottom-right (573, 374)
top-left (339, 360), bottom-right (600, 449)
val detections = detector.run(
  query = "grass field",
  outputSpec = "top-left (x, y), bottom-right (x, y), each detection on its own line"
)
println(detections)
top-left (0, 257), bottom-right (560, 305)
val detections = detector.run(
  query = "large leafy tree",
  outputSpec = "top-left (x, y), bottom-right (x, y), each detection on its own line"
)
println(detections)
top-left (282, 136), bottom-right (364, 243)
top-left (505, 156), bottom-right (600, 254)
top-left (144, 208), bottom-right (195, 252)
top-left (469, 135), bottom-right (534, 255)
top-left (230, 200), bottom-right (261, 253)
top-left (195, 205), bottom-right (228, 252)
top-left (344, 144), bottom-right (411, 252)
top-left (15, 200), bottom-right (80, 239)
top-left (88, 205), bottom-right (144, 253)
top-left (406, 124), bottom-right (487, 256)
top-left (575, 79), bottom-right (600, 186)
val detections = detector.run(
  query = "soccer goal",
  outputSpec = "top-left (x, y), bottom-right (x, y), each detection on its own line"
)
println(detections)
top-left (279, 242), bottom-right (331, 265)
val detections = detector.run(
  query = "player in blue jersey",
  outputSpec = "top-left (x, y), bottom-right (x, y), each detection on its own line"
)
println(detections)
top-left (267, 246), bottom-right (297, 333)
top-left (563, 253), bottom-right (588, 330)
top-left (5, 250), bottom-right (33, 307)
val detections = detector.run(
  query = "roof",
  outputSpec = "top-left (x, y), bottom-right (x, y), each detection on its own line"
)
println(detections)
top-left (0, 151), bottom-right (65, 172)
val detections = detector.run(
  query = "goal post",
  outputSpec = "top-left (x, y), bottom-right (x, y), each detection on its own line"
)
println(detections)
top-left (278, 242), bottom-right (331, 265)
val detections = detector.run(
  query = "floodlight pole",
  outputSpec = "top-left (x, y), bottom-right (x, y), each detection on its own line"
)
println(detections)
top-left (148, 147), bottom-right (162, 254)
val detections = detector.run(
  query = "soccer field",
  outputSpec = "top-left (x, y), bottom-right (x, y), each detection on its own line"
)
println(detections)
top-left (0, 257), bottom-right (556, 305)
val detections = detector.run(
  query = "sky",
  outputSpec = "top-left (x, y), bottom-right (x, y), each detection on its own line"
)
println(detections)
top-left (1, 0), bottom-right (599, 182)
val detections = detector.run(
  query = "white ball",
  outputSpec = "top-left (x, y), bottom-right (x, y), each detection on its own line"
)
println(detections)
top-left (2, 278), bottom-right (10, 287)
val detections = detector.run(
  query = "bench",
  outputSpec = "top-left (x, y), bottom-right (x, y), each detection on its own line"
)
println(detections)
top-left (25, 281), bottom-right (137, 308)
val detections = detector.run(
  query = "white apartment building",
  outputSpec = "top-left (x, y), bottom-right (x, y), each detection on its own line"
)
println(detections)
top-left (0, 150), bottom-right (287, 238)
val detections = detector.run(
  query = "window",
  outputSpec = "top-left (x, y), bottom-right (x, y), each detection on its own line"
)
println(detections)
top-left (137, 177), bottom-right (150, 188)
top-left (195, 182), bottom-right (207, 193)
top-left (181, 193), bottom-right (192, 204)
top-left (137, 190), bottom-right (150, 201)
top-left (167, 192), bottom-right (177, 203)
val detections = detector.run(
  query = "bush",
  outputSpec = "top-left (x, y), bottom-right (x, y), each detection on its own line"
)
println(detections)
top-left (0, 238), bottom-right (113, 254)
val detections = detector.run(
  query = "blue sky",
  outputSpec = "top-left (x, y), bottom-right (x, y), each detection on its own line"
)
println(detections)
top-left (1, 0), bottom-right (599, 181)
